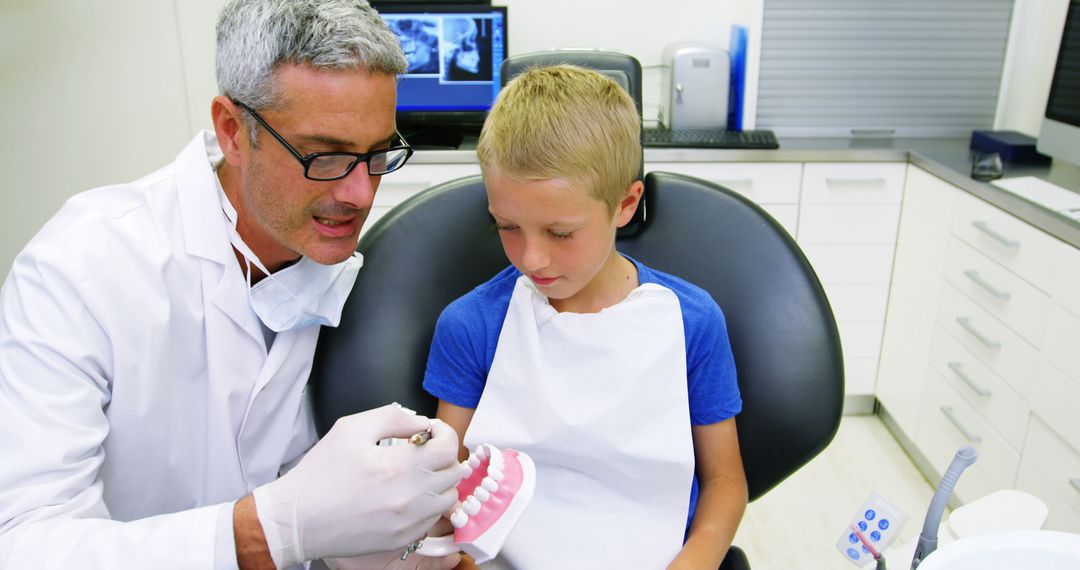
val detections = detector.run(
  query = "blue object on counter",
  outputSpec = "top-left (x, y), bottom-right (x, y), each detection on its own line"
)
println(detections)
top-left (970, 130), bottom-right (1051, 164)
top-left (728, 24), bottom-right (748, 131)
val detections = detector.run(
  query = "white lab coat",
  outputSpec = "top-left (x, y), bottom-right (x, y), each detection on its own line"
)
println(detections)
top-left (0, 132), bottom-right (320, 568)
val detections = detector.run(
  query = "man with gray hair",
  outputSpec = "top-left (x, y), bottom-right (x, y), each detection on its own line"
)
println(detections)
top-left (0, 1), bottom-right (461, 568)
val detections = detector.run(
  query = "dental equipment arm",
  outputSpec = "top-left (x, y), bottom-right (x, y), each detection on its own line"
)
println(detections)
top-left (910, 446), bottom-right (978, 569)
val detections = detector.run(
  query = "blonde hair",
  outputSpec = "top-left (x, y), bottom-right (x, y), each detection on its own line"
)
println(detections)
top-left (476, 65), bottom-right (641, 213)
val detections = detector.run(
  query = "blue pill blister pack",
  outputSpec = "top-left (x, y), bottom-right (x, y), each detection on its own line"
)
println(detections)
top-left (836, 491), bottom-right (908, 567)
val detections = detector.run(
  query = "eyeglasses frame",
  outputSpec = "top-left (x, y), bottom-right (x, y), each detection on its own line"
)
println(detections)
top-left (231, 99), bottom-right (414, 181)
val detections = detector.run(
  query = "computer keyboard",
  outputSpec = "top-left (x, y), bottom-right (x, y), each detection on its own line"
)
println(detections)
top-left (642, 128), bottom-right (780, 149)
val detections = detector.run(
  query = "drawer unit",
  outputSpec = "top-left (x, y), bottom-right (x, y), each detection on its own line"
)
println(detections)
top-left (646, 162), bottom-right (802, 236)
top-left (645, 162), bottom-right (802, 204)
top-left (902, 165), bottom-right (959, 224)
top-left (1042, 308), bottom-right (1080, 386)
top-left (936, 283), bottom-right (1040, 399)
top-left (797, 204), bottom-right (902, 246)
top-left (927, 325), bottom-right (1030, 450)
top-left (1016, 415), bottom-right (1080, 532)
top-left (1016, 461), bottom-right (1080, 533)
top-left (1050, 243), bottom-right (1080, 316)
top-left (801, 163), bottom-right (906, 204)
top-left (1030, 359), bottom-right (1080, 450)
top-left (950, 190), bottom-right (1061, 292)
top-left (942, 236), bottom-right (1052, 346)
top-left (916, 368), bottom-right (1022, 504)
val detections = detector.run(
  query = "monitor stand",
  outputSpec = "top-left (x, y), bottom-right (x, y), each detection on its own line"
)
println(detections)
top-left (400, 124), bottom-right (481, 150)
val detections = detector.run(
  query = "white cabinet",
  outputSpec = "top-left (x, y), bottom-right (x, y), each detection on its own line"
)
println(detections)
top-left (876, 166), bottom-right (957, 435)
top-left (645, 162), bottom-right (803, 237)
top-left (878, 165), bottom-right (1080, 529)
top-left (797, 163), bottom-right (907, 396)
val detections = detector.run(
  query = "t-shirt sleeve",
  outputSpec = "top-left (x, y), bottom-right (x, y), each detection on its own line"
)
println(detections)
top-left (422, 295), bottom-right (489, 409)
top-left (686, 299), bottom-right (742, 426)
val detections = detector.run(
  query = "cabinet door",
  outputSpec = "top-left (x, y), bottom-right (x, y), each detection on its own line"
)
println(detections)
top-left (876, 166), bottom-right (957, 435)
top-left (798, 163), bottom-right (906, 396)
top-left (644, 162), bottom-right (802, 236)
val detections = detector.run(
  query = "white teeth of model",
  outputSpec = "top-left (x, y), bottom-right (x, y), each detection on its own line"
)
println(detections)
top-left (473, 486), bottom-right (491, 502)
top-left (476, 445), bottom-right (489, 460)
top-left (488, 445), bottom-right (504, 469)
top-left (461, 462), bottom-right (473, 479)
top-left (481, 476), bottom-right (499, 493)
top-left (468, 455), bottom-right (481, 469)
top-left (488, 466), bottom-right (504, 481)
top-left (451, 508), bottom-right (468, 528)
top-left (463, 496), bottom-right (482, 515)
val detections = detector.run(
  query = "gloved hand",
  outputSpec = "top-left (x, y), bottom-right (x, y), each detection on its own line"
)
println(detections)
top-left (324, 549), bottom-right (461, 570)
top-left (253, 404), bottom-right (462, 568)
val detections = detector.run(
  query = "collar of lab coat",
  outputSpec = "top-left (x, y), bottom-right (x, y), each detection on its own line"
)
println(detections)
top-left (176, 130), bottom-right (232, 265)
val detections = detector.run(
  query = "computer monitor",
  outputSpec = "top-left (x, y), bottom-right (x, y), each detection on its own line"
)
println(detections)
top-left (374, 3), bottom-right (507, 147)
top-left (1037, 0), bottom-right (1080, 166)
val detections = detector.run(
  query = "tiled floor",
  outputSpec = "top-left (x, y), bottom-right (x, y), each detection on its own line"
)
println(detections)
top-left (733, 414), bottom-right (944, 569)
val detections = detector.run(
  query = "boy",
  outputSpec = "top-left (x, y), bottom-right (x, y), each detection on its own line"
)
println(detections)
top-left (423, 65), bottom-right (747, 569)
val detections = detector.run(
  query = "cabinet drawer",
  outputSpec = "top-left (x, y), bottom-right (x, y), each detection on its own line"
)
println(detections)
top-left (1042, 307), bottom-right (1080, 385)
top-left (759, 203), bottom-right (798, 238)
top-left (916, 369), bottom-right (1021, 504)
top-left (942, 237), bottom-right (1052, 346)
top-left (801, 244), bottom-right (896, 285)
top-left (838, 320), bottom-right (885, 360)
top-left (646, 162), bottom-right (802, 204)
top-left (903, 166), bottom-right (958, 225)
top-left (1049, 243), bottom-right (1080, 317)
top-left (821, 282), bottom-right (890, 322)
top-left (380, 164), bottom-right (482, 193)
top-left (802, 163), bottom-right (906, 204)
top-left (950, 190), bottom-right (1060, 292)
top-left (1030, 359), bottom-right (1080, 449)
top-left (797, 204), bottom-right (901, 245)
top-left (894, 204), bottom-right (952, 277)
top-left (1016, 462), bottom-right (1080, 533)
top-left (936, 283), bottom-right (1040, 399)
top-left (927, 325), bottom-right (1029, 450)
top-left (1019, 415), bottom-right (1080, 527)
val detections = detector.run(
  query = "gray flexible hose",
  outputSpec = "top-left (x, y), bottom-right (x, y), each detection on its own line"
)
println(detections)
top-left (910, 446), bottom-right (979, 569)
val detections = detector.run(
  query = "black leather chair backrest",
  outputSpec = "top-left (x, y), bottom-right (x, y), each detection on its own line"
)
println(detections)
top-left (311, 172), bottom-right (844, 501)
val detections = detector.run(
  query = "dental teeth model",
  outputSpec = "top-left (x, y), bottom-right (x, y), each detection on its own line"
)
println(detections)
top-left (417, 443), bottom-right (536, 563)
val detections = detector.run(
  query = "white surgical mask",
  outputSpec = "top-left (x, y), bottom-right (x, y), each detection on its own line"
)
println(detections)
top-left (218, 184), bottom-right (362, 332)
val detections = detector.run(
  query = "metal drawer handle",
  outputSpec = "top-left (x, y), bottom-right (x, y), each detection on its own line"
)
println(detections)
top-left (714, 178), bottom-right (754, 190)
top-left (825, 177), bottom-right (887, 188)
top-left (1071, 478), bottom-right (1080, 494)
top-left (947, 362), bottom-right (992, 397)
top-left (955, 316), bottom-right (1002, 350)
top-left (963, 269), bottom-right (1012, 300)
top-left (941, 405), bottom-right (982, 443)
top-left (971, 220), bottom-right (1021, 249)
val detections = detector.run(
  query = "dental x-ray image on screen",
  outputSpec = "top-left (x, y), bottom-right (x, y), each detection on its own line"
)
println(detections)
top-left (388, 17), bottom-right (440, 75)
top-left (442, 17), bottom-right (493, 82)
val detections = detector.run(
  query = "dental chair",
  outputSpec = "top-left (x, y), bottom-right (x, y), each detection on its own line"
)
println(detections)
top-left (309, 51), bottom-right (844, 569)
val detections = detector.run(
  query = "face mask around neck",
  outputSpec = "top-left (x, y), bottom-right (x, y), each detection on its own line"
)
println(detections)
top-left (218, 184), bottom-right (362, 332)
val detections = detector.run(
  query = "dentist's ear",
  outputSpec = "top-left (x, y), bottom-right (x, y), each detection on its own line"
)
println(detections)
top-left (210, 96), bottom-right (248, 167)
top-left (616, 180), bottom-right (645, 228)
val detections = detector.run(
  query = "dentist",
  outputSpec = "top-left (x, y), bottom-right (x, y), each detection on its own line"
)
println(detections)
top-left (0, 1), bottom-right (461, 568)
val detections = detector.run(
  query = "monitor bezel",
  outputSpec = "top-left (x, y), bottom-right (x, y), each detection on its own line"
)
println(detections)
top-left (374, 2), bottom-right (508, 133)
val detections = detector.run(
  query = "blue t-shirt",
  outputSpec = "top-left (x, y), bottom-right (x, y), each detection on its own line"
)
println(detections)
top-left (423, 256), bottom-right (742, 527)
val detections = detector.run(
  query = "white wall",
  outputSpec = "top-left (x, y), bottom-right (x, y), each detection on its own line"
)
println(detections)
top-left (0, 0), bottom-right (1069, 279)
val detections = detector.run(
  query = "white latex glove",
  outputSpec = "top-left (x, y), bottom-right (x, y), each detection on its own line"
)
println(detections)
top-left (253, 404), bottom-right (462, 568)
top-left (324, 550), bottom-right (461, 570)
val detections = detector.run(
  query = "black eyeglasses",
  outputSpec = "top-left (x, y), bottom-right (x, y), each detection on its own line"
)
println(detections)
top-left (233, 100), bottom-right (414, 181)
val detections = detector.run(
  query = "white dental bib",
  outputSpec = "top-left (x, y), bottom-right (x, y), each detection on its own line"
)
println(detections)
top-left (464, 275), bottom-right (695, 569)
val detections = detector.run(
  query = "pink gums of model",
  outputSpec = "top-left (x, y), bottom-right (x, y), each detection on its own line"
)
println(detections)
top-left (417, 443), bottom-right (536, 563)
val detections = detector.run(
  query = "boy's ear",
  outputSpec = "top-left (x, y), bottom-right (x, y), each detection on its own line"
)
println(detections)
top-left (615, 180), bottom-right (645, 228)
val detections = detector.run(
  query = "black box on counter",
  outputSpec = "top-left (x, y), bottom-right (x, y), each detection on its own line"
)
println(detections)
top-left (970, 130), bottom-right (1051, 164)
